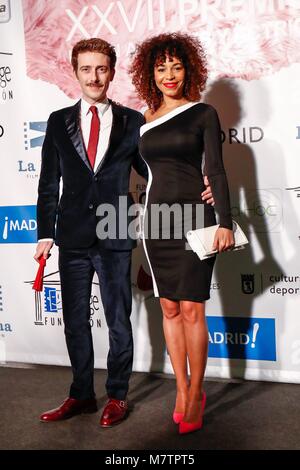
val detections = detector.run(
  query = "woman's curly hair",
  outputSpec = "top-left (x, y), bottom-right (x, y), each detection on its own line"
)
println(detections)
top-left (129, 32), bottom-right (207, 112)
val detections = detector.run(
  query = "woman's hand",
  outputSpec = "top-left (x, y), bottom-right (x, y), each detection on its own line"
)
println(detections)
top-left (201, 176), bottom-right (215, 206)
top-left (213, 227), bottom-right (234, 253)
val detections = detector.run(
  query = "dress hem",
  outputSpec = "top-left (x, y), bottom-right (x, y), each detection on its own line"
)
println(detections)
top-left (154, 292), bottom-right (210, 303)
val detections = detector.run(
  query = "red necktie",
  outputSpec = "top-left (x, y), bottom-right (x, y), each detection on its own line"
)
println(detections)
top-left (87, 106), bottom-right (100, 169)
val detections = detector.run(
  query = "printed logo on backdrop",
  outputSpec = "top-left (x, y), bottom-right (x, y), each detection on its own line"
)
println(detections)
top-left (0, 57), bottom-right (13, 103)
top-left (18, 121), bottom-right (47, 179)
top-left (0, 0), bottom-right (10, 23)
top-left (268, 273), bottom-right (300, 298)
top-left (22, 1), bottom-right (300, 106)
top-left (241, 274), bottom-right (255, 294)
top-left (25, 273), bottom-right (102, 328)
top-left (0, 124), bottom-right (3, 138)
top-left (241, 272), bottom-right (300, 297)
top-left (222, 127), bottom-right (264, 144)
top-left (24, 121), bottom-right (46, 150)
top-left (207, 316), bottom-right (276, 361)
top-left (0, 205), bottom-right (37, 243)
top-left (0, 285), bottom-right (13, 336)
top-left (232, 188), bottom-right (283, 233)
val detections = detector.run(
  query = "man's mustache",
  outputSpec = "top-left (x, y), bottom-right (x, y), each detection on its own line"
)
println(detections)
top-left (87, 82), bottom-right (103, 86)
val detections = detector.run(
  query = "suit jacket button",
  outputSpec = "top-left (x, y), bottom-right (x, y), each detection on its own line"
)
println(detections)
top-left (89, 204), bottom-right (94, 209)
top-left (94, 176), bottom-right (98, 182)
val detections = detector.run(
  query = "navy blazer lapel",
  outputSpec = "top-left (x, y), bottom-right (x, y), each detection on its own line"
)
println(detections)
top-left (64, 100), bottom-right (92, 172)
top-left (94, 101), bottom-right (127, 175)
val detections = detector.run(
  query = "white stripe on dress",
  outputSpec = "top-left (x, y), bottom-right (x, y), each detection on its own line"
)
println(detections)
top-left (141, 160), bottom-right (159, 297)
top-left (140, 101), bottom-right (201, 137)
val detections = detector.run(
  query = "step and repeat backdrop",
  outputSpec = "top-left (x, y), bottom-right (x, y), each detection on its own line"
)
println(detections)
top-left (0, 0), bottom-right (300, 382)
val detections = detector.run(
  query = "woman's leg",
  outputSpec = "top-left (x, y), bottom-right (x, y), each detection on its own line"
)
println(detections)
top-left (180, 300), bottom-right (208, 422)
top-left (160, 298), bottom-right (189, 414)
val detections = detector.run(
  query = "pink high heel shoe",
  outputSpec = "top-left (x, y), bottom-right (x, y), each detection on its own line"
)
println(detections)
top-left (179, 391), bottom-right (206, 435)
top-left (173, 411), bottom-right (184, 424)
top-left (173, 390), bottom-right (188, 423)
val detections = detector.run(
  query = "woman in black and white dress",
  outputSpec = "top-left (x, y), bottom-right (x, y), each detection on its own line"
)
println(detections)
top-left (130, 33), bottom-right (234, 434)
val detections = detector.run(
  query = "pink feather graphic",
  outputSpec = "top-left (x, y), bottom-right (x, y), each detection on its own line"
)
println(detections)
top-left (22, 0), bottom-right (300, 105)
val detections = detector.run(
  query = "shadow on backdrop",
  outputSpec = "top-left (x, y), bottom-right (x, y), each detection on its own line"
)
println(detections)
top-left (205, 78), bottom-right (285, 381)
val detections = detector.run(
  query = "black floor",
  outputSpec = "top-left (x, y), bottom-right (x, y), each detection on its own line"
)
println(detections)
top-left (0, 364), bottom-right (299, 451)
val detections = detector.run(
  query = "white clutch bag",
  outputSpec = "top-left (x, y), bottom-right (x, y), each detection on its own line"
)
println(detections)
top-left (186, 220), bottom-right (248, 260)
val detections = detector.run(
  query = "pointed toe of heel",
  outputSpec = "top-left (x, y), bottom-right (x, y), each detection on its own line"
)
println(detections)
top-left (178, 391), bottom-right (207, 435)
top-left (173, 411), bottom-right (184, 424)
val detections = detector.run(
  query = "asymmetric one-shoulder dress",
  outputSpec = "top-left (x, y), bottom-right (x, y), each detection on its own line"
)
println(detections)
top-left (139, 102), bottom-right (232, 302)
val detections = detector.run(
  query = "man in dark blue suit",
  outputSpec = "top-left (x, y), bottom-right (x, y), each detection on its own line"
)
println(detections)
top-left (34, 38), bottom-right (148, 427)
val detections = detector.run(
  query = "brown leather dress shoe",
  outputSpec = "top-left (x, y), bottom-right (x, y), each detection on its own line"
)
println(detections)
top-left (100, 398), bottom-right (128, 427)
top-left (40, 397), bottom-right (97, 422)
